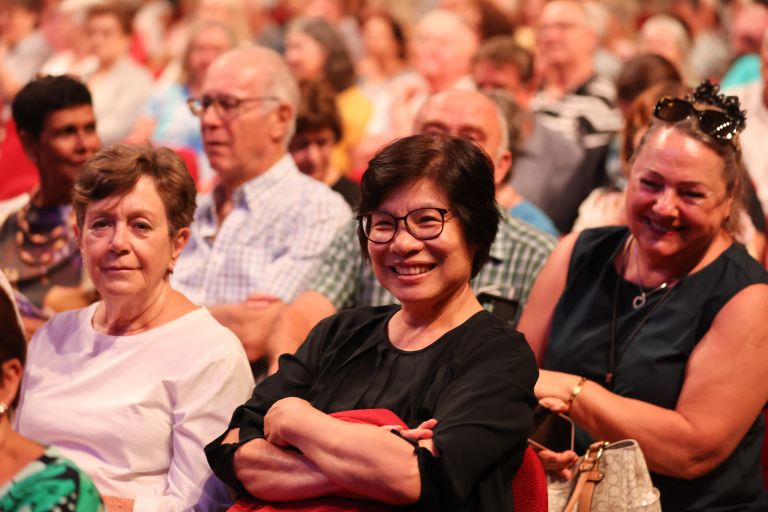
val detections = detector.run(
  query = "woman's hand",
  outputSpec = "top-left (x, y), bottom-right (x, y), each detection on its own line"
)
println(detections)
top-left (533, 447), bottom-right (579, 480)
top-left (382, 418), bottom-right (438, 440)
top-left (533, 398), bottom-right (579, 480)
top-left (264, 397), bottom-right (316, 447)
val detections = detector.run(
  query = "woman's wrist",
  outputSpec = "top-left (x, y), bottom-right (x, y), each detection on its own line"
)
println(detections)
top-left (568, 376), bottom-right (588, 407)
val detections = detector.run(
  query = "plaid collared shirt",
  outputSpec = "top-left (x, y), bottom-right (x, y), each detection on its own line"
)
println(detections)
top-left (310, 211), bottom-right (556, 326)
top-left (173, 155), bottom-right (352, 304)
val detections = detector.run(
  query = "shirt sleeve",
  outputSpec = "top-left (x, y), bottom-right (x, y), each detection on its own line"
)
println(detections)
top-left (134, 342), bottom-right (253, 512)
top-left (256, 195), bottom-right (352, 303)
top-left (307, 221), bottom-right (362, 309)
top-left (414, 327), bottom-right (538, 509)
top-left (204, 316), bottom-right (333, 493)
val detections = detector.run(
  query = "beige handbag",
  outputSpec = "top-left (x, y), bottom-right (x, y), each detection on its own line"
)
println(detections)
top-left (547, 439), bottom-right (661, 512)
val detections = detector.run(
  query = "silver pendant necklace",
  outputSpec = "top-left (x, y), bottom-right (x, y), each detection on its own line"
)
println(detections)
top-left (628, 237), bottom-right (671, 309)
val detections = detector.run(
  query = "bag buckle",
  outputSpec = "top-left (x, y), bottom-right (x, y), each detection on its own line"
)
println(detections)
top-left (579, 441), bottom-right (609, 472)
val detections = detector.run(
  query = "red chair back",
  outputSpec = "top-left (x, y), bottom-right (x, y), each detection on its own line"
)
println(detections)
top-left (512, 446), bottom-right (548, 512)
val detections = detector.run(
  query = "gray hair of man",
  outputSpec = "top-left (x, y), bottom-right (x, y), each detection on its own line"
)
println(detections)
top-left (228, 45), bottom-right (301, 148)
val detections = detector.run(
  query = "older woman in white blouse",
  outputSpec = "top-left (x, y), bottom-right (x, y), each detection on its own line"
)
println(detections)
top-left (15, 145), bottom-right (253, 512)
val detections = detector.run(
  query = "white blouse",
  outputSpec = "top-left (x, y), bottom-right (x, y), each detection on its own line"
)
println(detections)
top-left (15, 304), bottom-right (254, 512)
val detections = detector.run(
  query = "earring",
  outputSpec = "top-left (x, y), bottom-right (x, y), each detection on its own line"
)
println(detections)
top-left (0, 402), bottom-right (8, 415)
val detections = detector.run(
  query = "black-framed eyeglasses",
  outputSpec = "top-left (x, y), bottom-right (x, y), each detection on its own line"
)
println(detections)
top-left (358, 208), bottom-right (449, 244)
top-left (187, 95), bottom-right (280, 118)
top-left (653, 97), bottom-right (743, 143)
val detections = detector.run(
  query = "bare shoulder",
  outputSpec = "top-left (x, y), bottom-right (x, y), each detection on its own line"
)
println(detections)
top-left (712, 283), bottom-right (768, 346)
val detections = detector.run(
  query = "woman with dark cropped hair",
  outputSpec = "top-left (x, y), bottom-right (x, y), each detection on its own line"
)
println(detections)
top-left (15, 144), bottom-right (253, 512)
top-left (206, 133), bottom-right (537, 511)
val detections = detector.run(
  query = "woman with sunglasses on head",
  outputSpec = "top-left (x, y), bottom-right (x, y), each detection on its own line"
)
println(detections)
top-left (519, 81), bottom-right (768, 511)
top-left (206, 134), bottom-right (538, 511)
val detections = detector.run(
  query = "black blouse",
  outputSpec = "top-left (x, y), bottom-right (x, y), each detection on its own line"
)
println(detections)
top-left (206, 305), bottom-right (538, 511)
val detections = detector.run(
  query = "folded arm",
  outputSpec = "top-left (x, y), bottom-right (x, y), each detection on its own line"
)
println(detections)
top-left (263, 398), bottom-right (431, 504)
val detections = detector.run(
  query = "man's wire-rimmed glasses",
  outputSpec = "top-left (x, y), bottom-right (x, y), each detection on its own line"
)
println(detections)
top-left (358, 208), bottom-right (449, 243)
top-left (187, 94), bottom-right (280, 118)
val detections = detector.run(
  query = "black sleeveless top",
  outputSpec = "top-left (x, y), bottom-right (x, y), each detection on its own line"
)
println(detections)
top-left (545, 227), bottom-right (768, 512)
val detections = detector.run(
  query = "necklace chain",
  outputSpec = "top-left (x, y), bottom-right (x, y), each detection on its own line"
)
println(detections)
top-left (629, 237), bottom-right (670, 309)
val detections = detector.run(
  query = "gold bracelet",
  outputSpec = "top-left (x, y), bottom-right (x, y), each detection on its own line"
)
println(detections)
top-left (568, 376), bottom-right (588, 406)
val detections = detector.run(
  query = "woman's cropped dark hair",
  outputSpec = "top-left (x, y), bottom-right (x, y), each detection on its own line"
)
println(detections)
top-left (12, 75), bottom-right (92, 139)
top-left (289, 17), bottom-right (356, 93)
top-left (73, 145), bottom-right (196, 237)
top-left (358, 134), bottom-right (500, 278)
top-left (0, 283), bottom-right (27, 408)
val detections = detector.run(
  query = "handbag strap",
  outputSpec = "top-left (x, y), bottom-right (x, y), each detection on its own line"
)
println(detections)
top-left (563, 441), bottom-right (608, 512)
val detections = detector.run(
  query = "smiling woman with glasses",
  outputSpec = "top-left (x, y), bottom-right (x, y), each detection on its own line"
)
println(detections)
top-left (206, 133), bottom-right (538, 511)
top-left (519, 81), bottom-right (768, 510)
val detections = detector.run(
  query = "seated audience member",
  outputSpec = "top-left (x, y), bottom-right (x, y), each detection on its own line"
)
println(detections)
top-left (285, 16), bottom-right (371, 175)
top-left (670, 0), bottom-right (730, 82)
top-left (720, 2), bottom-right (768, 89)
top-left (0, 270), bottom-right (103, 511)
top-left (518, 83), bottom-right (768, 511)
top-left (725, 32), bottom-right (768, 220)
top-left (15, 145), bottom-right (254, 511)
top-left (573, 80), bottom-right (766, 262)
top-left (246, 89), bottom-right (556, 372)
top-left (614, 54), bottom-right (682, 117)
top-left (0, 75), bottom-right (100, 335)
top-left (39, 0), bottom-right (98, 77)
top-left (357, 11), bottom-right (409, 95)
top-left (637, 14), bottom-right (695, 84)
top-left (174, 46), bottom-right (351, 348)
top-left (205, 134), bottom-right (538, 511)
top-left (532, 0), bottom-right (622, 231)
top-left (471, 36), bottom-right (583, 233)
top-left (421, 88), bottom-right (557, 236)
top-left (383, 9), bottom-right (478, 140)
top-left (0, 0), bottom-right (51, 104)
top-left (128, 20), bottom-right (237, 192)
top-left (81, 1), bottom-right (153, 145)
top-left (289, 80), bottom-right (360, 207)
top-left (487, 91), bottom-right (557, 236)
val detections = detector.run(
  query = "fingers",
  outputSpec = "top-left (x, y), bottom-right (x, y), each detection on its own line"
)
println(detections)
top-left (538, 397), bottom-right (570, 414)
top-left (536, 448), bottom-right (579, 472)
top-left (416, 418), bottom-right (438, 429)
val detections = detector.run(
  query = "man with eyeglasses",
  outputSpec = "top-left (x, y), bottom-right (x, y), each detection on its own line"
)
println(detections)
top-left (172, 46), bottom-right (351, 359)
top-left (244, 89), bottom-right (557, 375)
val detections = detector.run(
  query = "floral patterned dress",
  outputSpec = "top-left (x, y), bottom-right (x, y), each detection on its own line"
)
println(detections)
top-left (0, 447), bottom-right (103, 512)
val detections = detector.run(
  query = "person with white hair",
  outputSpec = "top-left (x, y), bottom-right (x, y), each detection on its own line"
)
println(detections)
top-left (638, 14), bottom-right (695, 84)
top-left (173, 46), bottom-right (351, 357)
top-left (531, 0), bottom-right (622, 232)
top-left (385, 9), bottom-right (479, 138)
